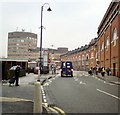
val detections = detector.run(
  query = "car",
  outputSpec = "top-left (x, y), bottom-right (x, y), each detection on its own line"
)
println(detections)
top-left (8, 66), bottom-right (26, 79)
top-left (60, 61), bottom-right (73, 77)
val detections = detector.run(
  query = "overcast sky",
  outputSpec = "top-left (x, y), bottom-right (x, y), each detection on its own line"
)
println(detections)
top-left (0, 0), bottom-right (111, 58)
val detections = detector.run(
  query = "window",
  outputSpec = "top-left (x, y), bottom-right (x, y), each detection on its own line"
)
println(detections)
top-left (21, 40), bottom-right (24, 42)
top-left (17, 40), bottom-right (20, 42)
top-left (113, 28), bottom-right (117, 46)
top-left (102, 42), bottom-right (104, 51)
top-left (106, 37), bottom-right (109, 49)
top-left (86, 55), bottom-right (89, 65)
top-left (82, 55), bottom-right (84, 64)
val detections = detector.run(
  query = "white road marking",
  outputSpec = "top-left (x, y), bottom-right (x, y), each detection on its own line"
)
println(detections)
top-left (97, 89), bottom-right (120, 100)
top-left (104, 81), bottom-right (106, 83)
top-left (43, 95), bottom-right (46, 99)
top-left (41, 90), bottom-right (45, 94)
top-left (41, 87), bottom-right (47, 103)
top-left (43, 99), bottom-right (47, 103)
top-left (80, 81), bottom-right (82, 84)
top-left (79, 81), bottom-right (88, 86)
top-left (74, 78), bottom-right (78, 81)
top-left (44, 83), bottom-right (49, 86)
top-left (42, 102), bottom-right (48, 107)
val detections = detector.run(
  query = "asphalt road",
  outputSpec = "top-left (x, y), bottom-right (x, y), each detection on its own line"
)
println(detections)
top-left (43, 72), bottom-right (120, 113)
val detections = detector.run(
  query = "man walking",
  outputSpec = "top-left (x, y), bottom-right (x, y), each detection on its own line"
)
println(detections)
top-left (106, 68), bottom-right (111, 76)
top-left (15, 65), bottom-right (20, 86)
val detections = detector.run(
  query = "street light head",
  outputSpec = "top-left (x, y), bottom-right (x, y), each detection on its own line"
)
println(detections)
top-left (47, 7), bottom-right (52, 12)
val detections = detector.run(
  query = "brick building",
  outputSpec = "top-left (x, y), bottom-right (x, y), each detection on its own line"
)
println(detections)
top-left (97, 2), bottom-right (120, 77)
top-left (60, 1), bottom-right (120, 77)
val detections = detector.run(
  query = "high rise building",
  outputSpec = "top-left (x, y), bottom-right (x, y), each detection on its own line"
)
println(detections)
top-left (8, 31), bottom-right (37, 60)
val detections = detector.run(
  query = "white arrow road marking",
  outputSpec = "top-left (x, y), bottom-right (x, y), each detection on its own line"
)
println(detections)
top-left (97, 89), bottom-right (120, 100)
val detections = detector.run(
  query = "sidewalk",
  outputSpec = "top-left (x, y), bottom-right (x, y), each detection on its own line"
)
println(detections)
top-left (96, 72), bottom-right (120, 85)
top-left (1, 72), bottom-right (54, 114)
top-left (75, 71), bottom-right (120, 85)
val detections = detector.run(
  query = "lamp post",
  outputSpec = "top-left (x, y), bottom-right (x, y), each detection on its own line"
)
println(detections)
top-left (38, 3), bottom-right (52, 81)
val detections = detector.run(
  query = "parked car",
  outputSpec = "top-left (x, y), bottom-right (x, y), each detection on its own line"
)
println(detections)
top-left (8, 66), bottom-right (26, 79)
top-left (60, 61), bottom-right (73, 77)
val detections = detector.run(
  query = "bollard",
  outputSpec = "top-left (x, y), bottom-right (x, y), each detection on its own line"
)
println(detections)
top-left (37, 70), bottom-right (40, 81)
top-left (34, 82), bottom-right (42, 114)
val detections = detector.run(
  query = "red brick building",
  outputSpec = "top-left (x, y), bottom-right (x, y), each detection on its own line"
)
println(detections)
top-left (97, 2), bottom-right (120, 77)
top-left (60, 1), bottom-right (120, 77)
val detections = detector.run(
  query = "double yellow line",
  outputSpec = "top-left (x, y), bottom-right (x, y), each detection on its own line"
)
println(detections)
top-left (48, 106), bottom-right (66, 115)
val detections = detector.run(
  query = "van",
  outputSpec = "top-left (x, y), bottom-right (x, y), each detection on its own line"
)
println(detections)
top-left (60, 61), bottom-right (73, 77)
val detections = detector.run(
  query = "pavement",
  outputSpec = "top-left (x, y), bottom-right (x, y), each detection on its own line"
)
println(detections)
top-left (1, 70), bottom-right (120, 114)
top-left (1, 72), bottom-right (57, 115)
top-left (95, 72), bottom-right (120, 85)
top-left (74, 71), bottom-right (120, 85)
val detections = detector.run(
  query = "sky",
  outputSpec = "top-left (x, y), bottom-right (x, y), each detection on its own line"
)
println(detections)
top-left (0, 0), bottom-right (111, 58)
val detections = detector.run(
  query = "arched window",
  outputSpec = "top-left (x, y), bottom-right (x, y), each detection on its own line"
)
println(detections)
top-left (113, 28), bottom-right (117, 46)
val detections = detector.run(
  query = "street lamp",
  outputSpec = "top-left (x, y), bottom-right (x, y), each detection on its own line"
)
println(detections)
top-left (38, 3), bottom-right (52, 81)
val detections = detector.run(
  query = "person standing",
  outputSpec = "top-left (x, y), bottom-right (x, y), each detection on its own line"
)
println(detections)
top-left (15, 65), bottom-right (20, 86)
top-left (101, 67), bottom-right (106, 77)
top-left (106, 68), bottom-right (111, 76)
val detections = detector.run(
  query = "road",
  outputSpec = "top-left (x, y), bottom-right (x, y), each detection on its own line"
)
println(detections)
top-left (43, 71), bottom-right (119, 113)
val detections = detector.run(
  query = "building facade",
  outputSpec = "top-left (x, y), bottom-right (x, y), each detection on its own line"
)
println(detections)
top-left (60, 38), bottom-right (98, 72)
top-left (60, 1), bottom-right (120, 77)
top-left (98, 2), bottom-right (120, 77)
top-left (8, 31), bottom-right (37, 60)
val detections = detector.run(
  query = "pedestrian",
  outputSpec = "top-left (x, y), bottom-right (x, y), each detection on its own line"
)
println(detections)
top-left (95, 66), bottom-right (99, 75)
top-left (101, 67), bottom-right (106, 77)
top-left (15, 65), bottom-right (20, 86)
top-left (106, 68), bottom-right (111, 76)
top-left (88, 68), bottom-right (92, 75)
top-left (54, 66), bottom-right (56, 74)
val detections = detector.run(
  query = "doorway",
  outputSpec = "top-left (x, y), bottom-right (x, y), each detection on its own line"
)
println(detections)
top-left (113, 63), bottom-right (116, 76)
